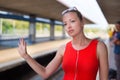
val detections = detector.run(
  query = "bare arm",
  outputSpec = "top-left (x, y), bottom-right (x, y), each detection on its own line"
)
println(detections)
top-left (18, 38), bottom-right (65, 79)
top-left (97, 41), bottom-right (109, 80)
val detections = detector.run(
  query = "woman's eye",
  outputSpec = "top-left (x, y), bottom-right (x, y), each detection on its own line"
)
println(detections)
top-left (63, 23), bottom-right (67, 26)
top-left (71, 20), bottom-right (75, 23)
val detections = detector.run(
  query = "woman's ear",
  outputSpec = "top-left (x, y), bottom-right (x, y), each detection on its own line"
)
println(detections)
top-left (81, 17), bottom-right (85, 27)
top-left (82, 17), bottom-right (86, 25)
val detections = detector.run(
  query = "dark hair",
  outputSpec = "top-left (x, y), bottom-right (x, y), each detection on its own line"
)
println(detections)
top-left (116, 21), bottom-right (120, 24)
top-left (62, 7), bottom-right (83, 21)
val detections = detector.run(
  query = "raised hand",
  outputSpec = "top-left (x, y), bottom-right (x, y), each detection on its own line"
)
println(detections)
top-left (18, 38), bottom-right (28, 58)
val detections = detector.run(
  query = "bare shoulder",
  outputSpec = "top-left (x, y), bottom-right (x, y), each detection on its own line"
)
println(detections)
top-left (57, 44), bottom-right (66, 56)
top-left (97, 40), bottom-right (108, 58)
top-left (97, 40), bottom-right (107, 51)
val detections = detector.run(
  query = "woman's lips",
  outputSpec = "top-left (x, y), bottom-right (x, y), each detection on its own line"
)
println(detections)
top-left (68, 29), bottom-right (74, 33)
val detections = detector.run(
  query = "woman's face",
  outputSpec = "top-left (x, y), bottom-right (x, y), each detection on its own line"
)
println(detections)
top-left (62, 12), bottom-right (83, 37)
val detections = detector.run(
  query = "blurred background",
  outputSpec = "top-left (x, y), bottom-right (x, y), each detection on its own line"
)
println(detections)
top-left (0, 0), bottom-right (120, 80)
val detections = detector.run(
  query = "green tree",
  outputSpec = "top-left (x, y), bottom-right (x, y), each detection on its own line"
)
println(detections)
top-left (2, 19), bottom-right (13, 34)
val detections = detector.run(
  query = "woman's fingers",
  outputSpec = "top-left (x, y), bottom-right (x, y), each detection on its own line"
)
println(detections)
top-left (19, 38), bottom-right (26, 46)
top-left (20, 38), bottom-right (24, 45)
top-left (18, 38), bottom-right (27, 53)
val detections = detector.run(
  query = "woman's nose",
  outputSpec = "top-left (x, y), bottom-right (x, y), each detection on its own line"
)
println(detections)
top-left (67, 23), bottom-right (72, 29)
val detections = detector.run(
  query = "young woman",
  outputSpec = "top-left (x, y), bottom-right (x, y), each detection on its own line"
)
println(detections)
top-left (18, 7), bottom-right (108, 80)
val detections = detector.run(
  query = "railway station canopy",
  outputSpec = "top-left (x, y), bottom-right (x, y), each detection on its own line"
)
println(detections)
top-left (0, 0), bottom-right (119, 24)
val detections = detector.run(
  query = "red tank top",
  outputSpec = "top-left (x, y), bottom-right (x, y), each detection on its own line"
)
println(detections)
top-left (62, 39), bottom-right (99, 80)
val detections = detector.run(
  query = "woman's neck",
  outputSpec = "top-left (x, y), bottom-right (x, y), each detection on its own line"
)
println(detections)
top-left (71, 33), bottom-right (91, 50)
top-left (72, 33), bottom-right (88, 45)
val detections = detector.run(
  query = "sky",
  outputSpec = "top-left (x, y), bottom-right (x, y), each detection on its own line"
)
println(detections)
top-left (57, 0), bottom-right (108, 29)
